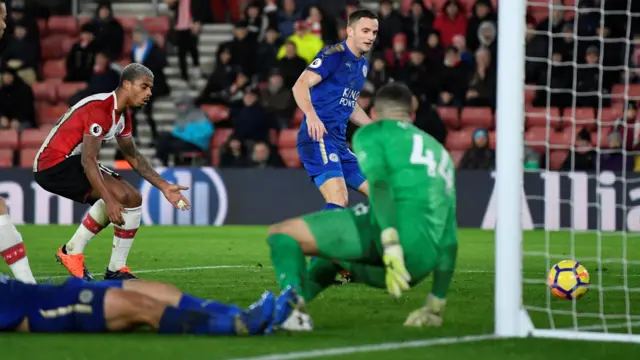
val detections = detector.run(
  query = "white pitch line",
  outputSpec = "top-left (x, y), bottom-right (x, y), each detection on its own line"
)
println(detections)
top-left (226, 334), bottom-right (497, 360)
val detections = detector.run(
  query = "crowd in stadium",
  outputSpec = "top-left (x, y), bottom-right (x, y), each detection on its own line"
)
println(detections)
top-left (1, 0), bottom-right (640, 171)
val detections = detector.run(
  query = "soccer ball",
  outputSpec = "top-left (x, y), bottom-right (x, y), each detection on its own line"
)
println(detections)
top-left (547, 260), bottom-right (590, 300)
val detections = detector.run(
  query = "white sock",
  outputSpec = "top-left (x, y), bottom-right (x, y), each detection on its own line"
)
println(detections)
top-left (66, 199), bottom-right (110, 254)
top-left (108, 206), bottom-right (141, 272)
top-left (0, 215), bottom-right (36, 284)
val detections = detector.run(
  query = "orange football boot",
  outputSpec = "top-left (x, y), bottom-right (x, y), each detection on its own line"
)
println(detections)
top-left (55, 245), bottom-right (93, 280)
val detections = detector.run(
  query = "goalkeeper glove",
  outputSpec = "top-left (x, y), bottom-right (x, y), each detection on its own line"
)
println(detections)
top-left (404, 293), bottom-right (447, 327)
top-left (381, 228), bottom-right (411, 298)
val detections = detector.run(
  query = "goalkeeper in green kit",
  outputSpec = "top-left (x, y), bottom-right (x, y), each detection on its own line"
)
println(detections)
top-left (266, 83), bottom-right (458, 332)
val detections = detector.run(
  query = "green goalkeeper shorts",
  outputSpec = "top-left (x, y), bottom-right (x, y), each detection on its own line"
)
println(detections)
top-left (301, 203), bottom-right (455, 289)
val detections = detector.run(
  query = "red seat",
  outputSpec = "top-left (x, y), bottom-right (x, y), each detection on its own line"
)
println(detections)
top-left (57, 82), bottom-right (87, 101)
top-left (449, 150), bottom-right (465, 168)
top-left (0, 149), bottom-right (13, 167)
top-left (61, 36), bottom-right (76, 55)
top-left (37, 103), bottom-right (68, 125)
top-left (445, 130), bottom-right (472, 151)
top-left (526, 106), bottom-right (561, 129)
top-left (0, 130), bottom-right (19, 149)
top-left (488, 130), bottom-right (496, 149)
top-left (460, 107), bottom-right (493, 129)
top-left (292, 108), bottom-right (304, 127)
top-left (143, 17), bottom-right (170, 35)
top-left (42, 59), bottom-right (66, 80)
top-left (211, 128), bottom-right (232, 149)
top-left (47, 16), bottom-right (79, 36)
top-left (21, 128), bottom-right (50, 149)
top-left (279, 148), bottom-right (301, 168)
top-left (211, 148), bottom-right (220, 167)
top-left (591, 130), bottom-right (612, 149)
top-left (549, 150), bottom-right (568, 170)
top-left (31, 82), bottom-right (57, 102)
top-left (524, 84), bottom-right (536, 105)
top-left (20, 148), bottom-right (38, 168)
top-left (611, 84), bottom-right (640, 103)
top-left (562, 107), bottom-right (596, 130)
top-left (436, 106), bottom-right (459, 129)
top-left (600, 106), bottom-right (622, 126)
top-left (116, 16), bottom-right (139, 32)
top-left (525, 126), bottom-right (549, 153)
top-left (269, 129), bottom-right (278, 145)
top-left (37, 18), bottom-right (47, 35)
top-left (200, 105), bottom-right (230, 123)
top-left (40, 35), bottom-right (68, 60)
top-left (278, 129), bottom-right (297, 148)
top-left (548, 128), bottom-right (573, 150)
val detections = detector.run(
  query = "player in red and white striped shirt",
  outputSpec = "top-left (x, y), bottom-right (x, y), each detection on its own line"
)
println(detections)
top-left (33, 63), bottom-right (191, 281)
top-left (0, 1), bottom-right (37, 284)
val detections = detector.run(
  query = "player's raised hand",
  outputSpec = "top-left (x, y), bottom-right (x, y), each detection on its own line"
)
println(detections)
top-left (162, 184), bottom-right (191, 211)
top-left (305, 113), bottom-right (327, 142)
top-left (105, 199), bottom-right (126, 226)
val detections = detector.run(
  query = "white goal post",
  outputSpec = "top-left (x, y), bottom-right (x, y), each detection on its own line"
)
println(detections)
top-left (495, 0), bottom-right (640, 343)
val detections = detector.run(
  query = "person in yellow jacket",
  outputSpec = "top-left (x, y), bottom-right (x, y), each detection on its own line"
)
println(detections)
top-left (277, 20), bottom-right (324, 64)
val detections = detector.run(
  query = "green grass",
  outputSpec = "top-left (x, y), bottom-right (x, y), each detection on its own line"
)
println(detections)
top-left (1, 226), bottom-right (638, 359)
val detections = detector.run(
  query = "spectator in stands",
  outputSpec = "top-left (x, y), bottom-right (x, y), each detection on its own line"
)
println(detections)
top-left (466, 47), bottom-right (496, 108)
top-left (3, 22), bottom-right (37, 84)
top-left (197, 46), bottom-right (240, 105)
top-left (553, 23), bottom-right (575, 64)
top-left (396, 49), bottom-right (429, 101)
top-left (561, 128), bottom-right (596, 171)
top-left (385, 33), bottom-right (411, 79)
top-left (524, 145), bottom-right (540, 170)
top-left (466, 0), bottom-right (496, 53)
top-left (375, 0), bottom-right (403, 52)
top-left (130, 24), bottom-right (171, 143)
top-left (277, 0), bottom-right (301, 38)
top-left (366, 55), bottom-right (390, 90)
top-left (7, 4), bottom-right (40, 62)
top-left (537, 1), bottom-right (567, 35)
top-left (64, 23), bottom-right (97, 83)
top-left (306, 4), bottom-right (338, 45)
top-left (254, 28), bottom-right (282, 81)
top-left (413, 95), bottom-right (447, 146)
top-left (166, 0), bottom-right (204, 85)
top-left (614, 101), bottom-right (640, 151)
top-left (262, 0), bottom-right (279, 33)
top-left (223, 21), bottom-right (255, 76)
top-left (90, 1), bottom-right (125, 61)
top-left (154, 97), bottom-right (214, 166)
top-left (433, 0), bottom-right (467, 48)
top-left (274, 41), bottom-right (307, 88)
top-left (599, 131), bottom-right (634, 172)
top-left (458, 128), bottom-right (494, 170)
top-left (423, 30), bottom-right (444, 68)
top-left (0, 66), bottom-right (36, 130)
top-left (67, 52), bottom-right (120, 106)
top-left (477, 21), bottom-right (497, 61)
top-left (533, 51), bottom-right (573, 108)
top-left (452, 35), bottom-right (473, 65)
top-left (438, 46), bottom-right (472, 107)
top-left (244, 1), bottom-right (266, 43)
top-left (219, 136), bottom-right (248, 168)
top-left (276, 20), bottom-right (323, 65)
top-left (597, 23), bottom-right (624, 88)
top-left (526, 19), bottom-right (548, 84)
top-left (404, 0), bottom-right (434, 50)
top-left (261, 71), bottom-right (295, 129)
top-left (230, 90), bottom-right (271, 143)
top-left (248, 141), bottom-right (284, 168)
top-left (576, 46), bottom-right (608, 108)
top-left (629, 33), bottom-right (640, 84)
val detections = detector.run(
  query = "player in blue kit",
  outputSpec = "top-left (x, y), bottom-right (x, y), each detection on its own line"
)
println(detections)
top-left (293, 9), bottom-right (379, 210)
top-left (0, 273), bottom-right (291, 335)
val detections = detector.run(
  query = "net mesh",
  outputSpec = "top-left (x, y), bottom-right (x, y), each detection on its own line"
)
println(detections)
top-left (522, 0), bottom-right (640, 335)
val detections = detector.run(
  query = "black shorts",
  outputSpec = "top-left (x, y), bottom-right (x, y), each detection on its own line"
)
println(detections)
top-left (33, 156), bottom-right (120, 204)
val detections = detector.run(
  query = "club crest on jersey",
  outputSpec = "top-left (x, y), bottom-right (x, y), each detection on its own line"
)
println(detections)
top-left (362, 65), bottom-right (368, 77)
top-left (116, 121), bottom-right (124, 134)
top-left (329, 153), bottom-right (339, 162)
top-left (309, 58), bottom-right (322, 69)
top-left (89, 123), bottom-right (103, 137)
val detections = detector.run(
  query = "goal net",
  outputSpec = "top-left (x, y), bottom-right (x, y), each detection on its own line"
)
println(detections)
top-left (495, 0), bottom-right (640, 342)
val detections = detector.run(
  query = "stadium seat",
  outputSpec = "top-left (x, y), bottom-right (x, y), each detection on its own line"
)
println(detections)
top-left (200, 105), bottom-right (230, 123)
top-left (143, 17), bottom-right (170, 35)
top-left (549, 150), bottom-right (568, 170)
top-left (548, 128), bottom-right (573, 150)
top-left (488, 131), bottom-right (496, 149)
top-left (57, 82), bottom-right (87, 102)
top-left (21, 128), bottom-right (49, 149)
top-left (211, 148), bottom-right (220, 167)
top-left (525, 126), bottom-right (549, 153)
top-left (449, 150), bottom-right (465, 168)
top-left (37, 18), bottom-right (47, 35)
top-left (445, 130), bottom-right (472, 151)
top-left (211, 128), bottom-right (232, 148)
top-left (279, 148), bottom-right (301, 168)
top-left (562, 107), bottom-right (596, 130)
top-left (436, 106), bottom-right (459, 129)
top-left (20, 149), bottom-right (38, 168)
top-left (278, 129), bottom-right (297, 148)
top-left (37, 103), bottom-right (68, 125)
top-left (524, 84), bottom-right (536, 105)
top-left (591, 130), bottom-right (612, 148)
top-left (0, 130), bottom-right (19, 149)
top-left (269, 129), bottom-right (278, 145)
top-left (62, 36), bottom-right (76, 55)
top-left (0, 149), bottom-right (13, 167)
top-left (292, 108), bottom-right (304, 127)
top-left (47, 16), bottom-right (79, 36)
top-left (611, 84), bottom-right (640, 103)
top-left (525, 106), bottom-right (561, 129)
top-left (117, 16), bottom-right (139, 32)
top-left (600, 106), bottom-right (623, 126)
top-left (460, 107), bottom-right (493, 129)
top-left (40, 35), bottom-right (68, 60)
top-left (42, 59), bottom-right (66, 80)
top-left (31, 82), bottom-right (57, 102)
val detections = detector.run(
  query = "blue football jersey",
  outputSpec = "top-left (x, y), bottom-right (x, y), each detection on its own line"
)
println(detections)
top-left (299, 41), bottom-right (369, 143)
top-left (0, 274), bottom-right (43, 330)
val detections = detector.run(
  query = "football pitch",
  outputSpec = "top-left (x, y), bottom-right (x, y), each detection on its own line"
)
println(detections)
top-left (1, 226), bottom-right (638, 359)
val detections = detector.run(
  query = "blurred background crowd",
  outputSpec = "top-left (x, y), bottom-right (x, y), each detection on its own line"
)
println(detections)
top-left (1, 0), bottom-right (640, 172)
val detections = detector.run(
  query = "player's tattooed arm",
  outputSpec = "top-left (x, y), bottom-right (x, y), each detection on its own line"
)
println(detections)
top-left (117, 136), bottom-right (170, 190)
top-left (349, 103), bottom-right (373, 126)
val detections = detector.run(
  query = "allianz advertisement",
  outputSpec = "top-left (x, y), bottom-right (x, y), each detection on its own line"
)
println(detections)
top-left (0, 168), bottom-right (639, 231)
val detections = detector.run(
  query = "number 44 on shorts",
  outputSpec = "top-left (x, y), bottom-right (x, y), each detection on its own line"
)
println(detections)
top-left (410, 134), bottom-right (454, 194)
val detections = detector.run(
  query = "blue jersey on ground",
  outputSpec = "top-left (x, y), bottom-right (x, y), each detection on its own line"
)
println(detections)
top-left (297, 41), bottom-right (369, 189)
top-left (0, 274), bottom-right (117, 332)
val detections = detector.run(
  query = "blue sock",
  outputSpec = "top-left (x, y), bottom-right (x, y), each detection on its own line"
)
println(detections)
top-left (178, 294), bottom-right (241, 316)
top-left (323, 203), bottom-right (344, 211)
top-left (158, 306), bottom-right (236, 335)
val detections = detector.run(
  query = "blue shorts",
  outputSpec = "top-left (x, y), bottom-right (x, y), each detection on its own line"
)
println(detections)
top-left (297, 140), bottom-right (366, 190)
